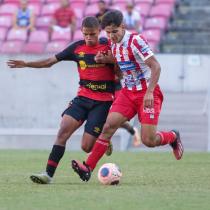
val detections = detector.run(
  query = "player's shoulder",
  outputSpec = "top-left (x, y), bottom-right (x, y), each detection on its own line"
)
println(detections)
top-left (69, 40), bottom-right (85, 47)
top-left (131, 33), bottom-right (146, 41)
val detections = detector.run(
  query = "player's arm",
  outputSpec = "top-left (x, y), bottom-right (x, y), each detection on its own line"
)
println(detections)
top-left (132, 35), bottom-right (161, 108)
top-left (145, 56), bottom-right (161, 93)
top-left (144, 56), bottom-right (161, 108)
top-left (7, 41), bottom-right (78, 69)
top-left (7, 56), bottom-right (59, 68)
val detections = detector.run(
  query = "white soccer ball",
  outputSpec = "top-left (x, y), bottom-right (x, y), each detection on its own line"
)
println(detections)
top-left (97, 163), bottom-right (122, 185)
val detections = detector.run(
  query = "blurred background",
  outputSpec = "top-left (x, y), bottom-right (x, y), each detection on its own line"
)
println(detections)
top-left (0, 0), bottom-right (209, 152)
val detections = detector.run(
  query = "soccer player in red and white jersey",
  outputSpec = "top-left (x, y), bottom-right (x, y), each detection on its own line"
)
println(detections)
top-left (71, 10), bottom-right (184, 182)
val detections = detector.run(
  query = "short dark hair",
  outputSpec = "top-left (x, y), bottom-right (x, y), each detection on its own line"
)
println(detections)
top-left (98, 0), bottom-right (105, 4)
top-left (82, 16), bottom-right (100, 28)
top-left (101, 10), bottom-right (123, 29)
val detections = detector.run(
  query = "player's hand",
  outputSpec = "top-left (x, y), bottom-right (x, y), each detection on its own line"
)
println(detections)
top-left (7, 60), bottom-right (27, 68)
top-left (94, 51), bottom-right (106, 63)
top-left (94, 50), bottom-right (114, 64)
top-left (143, 91), bottom-right (154, 108)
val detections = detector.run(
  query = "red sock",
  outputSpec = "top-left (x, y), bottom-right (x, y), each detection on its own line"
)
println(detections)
top-left (86, 138), bottom-right (109, 171)
top-left (156, 131), bottom-right (176, 145)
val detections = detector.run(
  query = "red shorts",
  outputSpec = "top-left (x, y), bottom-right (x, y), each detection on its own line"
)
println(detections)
top-left (110, 85), bottom-right (164, 125)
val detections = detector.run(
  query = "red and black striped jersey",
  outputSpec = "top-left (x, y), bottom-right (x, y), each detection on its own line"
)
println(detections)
top-left (55, 38), bottom-right (115, 101)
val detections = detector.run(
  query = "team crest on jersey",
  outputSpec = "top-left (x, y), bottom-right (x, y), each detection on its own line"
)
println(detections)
top-left (79, 60), bottom-right (87, 70)
top-left (78, 52), bottom-right (85, 57)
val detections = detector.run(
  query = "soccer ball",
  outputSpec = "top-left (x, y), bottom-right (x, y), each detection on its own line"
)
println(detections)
top-left (97, 163), bottom-right (122, 185)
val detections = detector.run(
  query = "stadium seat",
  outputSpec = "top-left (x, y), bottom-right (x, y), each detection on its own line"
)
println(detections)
top-left (148, 40), bottom-right (158, 52)
top-left (135, 3), bottom-right (152, 18)
top-left (155, 0), bottom-right (176, 5)
top-left (144, 17), bottom-right (168, 30)
top-left (0, 27), bottom-right (8, 41)
top-left (1, 41), bottom-right (24, 54)
top-left (110, 3), bottom-right (126, 11)
top-left (45, 41), bottom-right (68, 53)
top-left (0, 3), bottom-right (18, 16)
top-left (3, 0), bottom-right (19, 4)
top-left (7, 29), bottom-right (28, 41)
top-left (74, 8), bottom-right (85, 20)
top-left (71, 2), bottom-right (86, 13)
top-left (28, 30), bottom-right (49, 43)
top-left (89, 0), bottom-right (110, 3)
top-left (73, 29), bottom-right (83, 41)
top-left (84, 4), bottom-right (99, 16)
top-left (41, 3), bottom-right (59, 16)
top-left (45, 0), bottom-right (60, 3)
top-left (28, 3), bottom-right (41, 16)
top-left (29, 0), bottom-right (43, 3)
top-left (134, 0), bottom-right (154, 4)
top-left (71, 0), bottom-right (88, 3)
top-left (51, 30), bottom-right (71, 41)
top-left (23, 42), bottom-right (45, 54)
top-left (149, 4), bottom-right (174, 18)
top-left (36, 16), bottom-right (52, 30)
top-left (142, 29), bottom-right (162, 42)
top-left (0, 16), bottom-right (12, 29)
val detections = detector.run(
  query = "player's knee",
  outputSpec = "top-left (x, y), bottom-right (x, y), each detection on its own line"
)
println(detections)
top-left (102, 122), bottom-right (112, 133)
top-left (81, 143), bottom-right (92, 153)
top-left (141, 135), bottom-right (156, 147)
top-left (57, 127), bottom-right (70, 142)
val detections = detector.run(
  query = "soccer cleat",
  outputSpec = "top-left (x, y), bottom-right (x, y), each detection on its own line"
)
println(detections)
top-left (132, 127), bottom-right (141, 147)
top-left (71, 160), bottom-right (91, 182)
top-left (170, 130), bottom-right (184, 160)
top-left (105, 141), bottom-right (113, 156)
top-left (30, 172), bottom-right (52, 184)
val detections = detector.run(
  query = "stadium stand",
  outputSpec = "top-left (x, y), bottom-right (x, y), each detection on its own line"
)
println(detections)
top-left (0, 0), bottom-right (178, 53)
top-left (160, 0), bottom-right (210, 53)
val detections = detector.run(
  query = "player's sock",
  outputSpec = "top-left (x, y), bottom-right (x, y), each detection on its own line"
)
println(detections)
top-left (46, 145), bottom-right (65, 177)
top-left (127, 126), bottom-right (135, 135)
top-left (86, 138), bottom-right (109, 171)
top-left (156, 131), bottom-right (176, 145)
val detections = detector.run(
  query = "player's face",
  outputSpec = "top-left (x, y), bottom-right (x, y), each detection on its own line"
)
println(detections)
top-left (82, 27), bottom-right (100, 46)
top-left (105, 24), bottom-right (125, 43)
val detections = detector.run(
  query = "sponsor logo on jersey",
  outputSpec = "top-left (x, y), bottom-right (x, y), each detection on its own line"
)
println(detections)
top-left (86, 82), bottom-right (107, 91)
top-left (78, 52), bottom-right (85, 57)
top-left (118, 61), bottom-right (136, 71)
top-left (79, 60), bottom-right (87, 70)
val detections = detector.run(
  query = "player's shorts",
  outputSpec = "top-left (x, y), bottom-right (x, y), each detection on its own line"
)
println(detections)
top-left (62, 96), bottom-right (112, 137)
top-left (110, 85), bottom-right (163, 125)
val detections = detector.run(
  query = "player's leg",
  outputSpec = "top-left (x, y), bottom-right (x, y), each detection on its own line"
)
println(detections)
top-left (81, 100), bottom-right (113, 155)
top-left (30, 97), bottom-right (86, 184)
top-left (140, 86), bottom-right (184, 160)
top-left (72, 90), bottom-right (136, 181)
top-left (72, 111), bottom-right (128, 181)
top-left (120, 121), bottom-right (141, 147)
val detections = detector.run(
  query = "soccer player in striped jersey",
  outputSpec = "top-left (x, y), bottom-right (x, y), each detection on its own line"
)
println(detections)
top-left (71, 10), bottom-right (184, 182)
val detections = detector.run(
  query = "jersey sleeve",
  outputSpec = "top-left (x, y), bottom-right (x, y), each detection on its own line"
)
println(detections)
top-left (132, 34), bottom-right (154, 61)
top-left (55, 40), bottom-right (84, 61)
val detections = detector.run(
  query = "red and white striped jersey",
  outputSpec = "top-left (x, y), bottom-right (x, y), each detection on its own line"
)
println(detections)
top-left (111, 31), bottom-right (154, 91)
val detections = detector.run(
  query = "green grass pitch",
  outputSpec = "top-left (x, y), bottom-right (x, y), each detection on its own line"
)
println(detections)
top-left (0, 150), bottom-right (210, 210)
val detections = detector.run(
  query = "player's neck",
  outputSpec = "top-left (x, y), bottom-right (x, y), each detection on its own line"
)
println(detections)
top-left (117, 30), bottom-right (126, 43)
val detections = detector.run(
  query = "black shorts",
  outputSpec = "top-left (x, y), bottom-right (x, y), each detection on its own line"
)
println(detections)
top-left (62, 96), bottom-right (112, 137)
